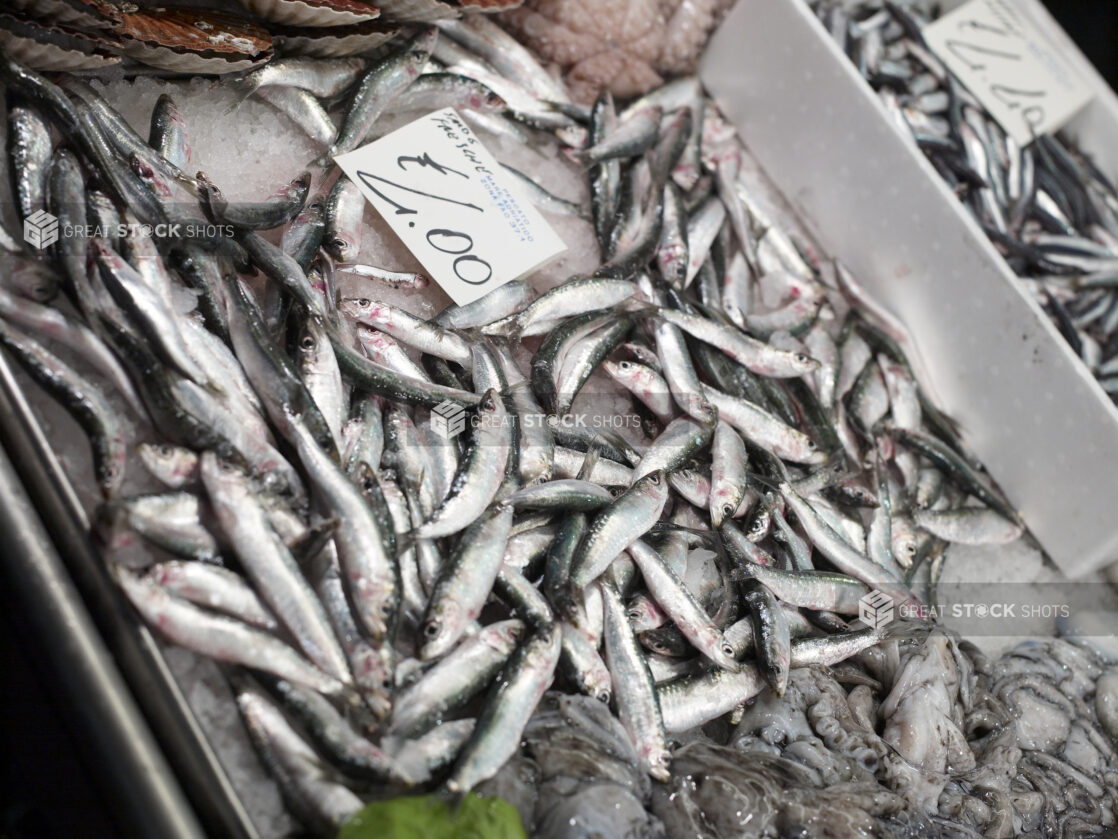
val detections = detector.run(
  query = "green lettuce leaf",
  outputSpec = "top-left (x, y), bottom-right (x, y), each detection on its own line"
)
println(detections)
top-left (337, 794), bottom-right (526, 839)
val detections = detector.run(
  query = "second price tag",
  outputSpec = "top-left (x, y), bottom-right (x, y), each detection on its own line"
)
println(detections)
top-left (922, 0), bottom-right (1094, 146)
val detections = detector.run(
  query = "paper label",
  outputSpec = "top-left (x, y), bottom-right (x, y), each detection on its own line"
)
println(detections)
top-left (334, 108), bottom-right (566, 306)
top-left (922, 0), bottom-right (1094, 145)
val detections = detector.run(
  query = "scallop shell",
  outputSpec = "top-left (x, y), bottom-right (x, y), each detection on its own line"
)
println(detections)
top-left (375, 0), bottom-right (459, 22)
top-left (234, 0), bottom-right (381, 28)
top-left (271, 20), bottom-right (400, 57)
top-left (6, 0), bottom-right (125, 30)
top-left (0, 12), bottom-right (121, 71)
top-left (455, 0), bottom-right (525, 10)
top-left (114, 7), bottom-right (273, 74)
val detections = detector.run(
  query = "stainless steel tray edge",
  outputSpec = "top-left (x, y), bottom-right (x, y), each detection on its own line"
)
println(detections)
top-left (0, 349), bottom-right (260, 839)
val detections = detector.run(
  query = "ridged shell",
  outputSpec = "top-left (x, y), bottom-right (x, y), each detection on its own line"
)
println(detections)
top-left (234, 0), bottom-right (381, 28)
top-left (114, 7), bottom-right (273, 74)
top-left (375, 0), bottom-right (458, 22)
top-left (455, 0), bottom-right (525, 10)
top-left (6, 0), bottom-right (124, 30)
top-left (271, 20), bottom-right (400, 57)
top-left (0, 12), bottom-right (121, 71)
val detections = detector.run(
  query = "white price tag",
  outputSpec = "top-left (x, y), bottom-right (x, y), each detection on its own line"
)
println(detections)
top-left (334, 108), bottom-right (566, 306)
top-left (922, 0), bottom-right (1094, 145)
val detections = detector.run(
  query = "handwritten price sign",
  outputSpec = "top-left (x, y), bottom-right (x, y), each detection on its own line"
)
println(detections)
top-left (334, 108), bottom-right (566, 306)
top-left (922, 0), bottom-right (1093, 146)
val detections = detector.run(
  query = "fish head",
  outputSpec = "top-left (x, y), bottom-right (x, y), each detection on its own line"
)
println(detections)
top-left (483, 619), bottom-right (525, 651)
top-left (342, 296), bottom-right (385, 322)
top-left (96, 441), bottom-right (128, 499)
top-left (419, 599), bottom-right (465, 661)
top-left (642, 745), bottom-right (672, 783)
top-left (792, 351), bottom-right (821, 374)
top-left (711, 492), bottom-right (742, 529)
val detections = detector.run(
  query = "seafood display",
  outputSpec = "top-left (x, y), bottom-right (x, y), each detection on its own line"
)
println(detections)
top-left (0, 0), bottom-right (517, 73)
top-left (814, 0), bottom-right (1118, 404)
top-left (1, 4), bottom-right (1117, 839)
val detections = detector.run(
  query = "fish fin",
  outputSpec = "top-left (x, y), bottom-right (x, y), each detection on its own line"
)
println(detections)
top-left (291, 518), bottom-right (339, 577)
top-left (395, 530), bottom-right (417, 559)
top-left (222, 74), bottom-right (262, 115)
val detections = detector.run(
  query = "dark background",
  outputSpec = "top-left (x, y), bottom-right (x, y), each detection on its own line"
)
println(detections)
top-left (2, 3), bottom-right (1117, 838)
top-left (1044, 0), bottom-right (1118, 88)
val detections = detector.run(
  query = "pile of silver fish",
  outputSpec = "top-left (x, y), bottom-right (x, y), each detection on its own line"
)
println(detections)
top-left (814, 0), bottom-right (1118, 404)
top-left (0, 13), bottom-right (1085, 838)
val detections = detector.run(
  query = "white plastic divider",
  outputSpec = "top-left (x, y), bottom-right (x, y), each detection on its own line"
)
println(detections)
top-left (701, 0), bottom-right (1118, 577)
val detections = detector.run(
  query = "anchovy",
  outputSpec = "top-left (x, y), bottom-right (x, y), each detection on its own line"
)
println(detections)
top-left (419, 505), bottom-right (514, 659)
top-left (149, 94), bottom-right (190, 169)
top-left (341, 296), bottom-right (471, 365)
top-left (236, 685), bottom-right (363, 833)
top-left (116, 566), bottom-right (345, 697)
top-left (570, 471), bottom-right (670, 589)
top-left (628, 539), bottom-right (738, 671)
top-left (390, 619), bottom-right (522, 737)
top-left (201, 453), bottom-right (351, 684)
top-left (288, 412), bottom-right (397, 641)
top-left (411, 389), bottom-right (511, 540)
top-left (321, 27), bottom-right (437, 161)
top-left (0, 320), bottom-right (126, 497)
top-left (658, 628), bottom-right (882, 732)
top-left (446, 623), bottom-right (561, 793)
top-left (600, 580), bottom-right (671, 781)
top-left (147, 561), bottom-right (277, 631)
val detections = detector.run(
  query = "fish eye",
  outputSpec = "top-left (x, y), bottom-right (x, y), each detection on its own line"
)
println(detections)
top-left (795, 353), bottom-right (811, 364)
top-left (596, 690), bottom-right (611, 703)
top-left (333, 238), bottom-right (348, 253)
top-left (619, 361), bottom-right (630, 370)
top-left (158, 444), bottom-right (175, 456)
top-left (906, 544), bottom-right (917, 556)
top-left (627, 609), bottom-right (642, 621)
top-left (423, 620), bottom-right (441, 638)
top-left (722, 642), bottom-right (736, 657)
top-left (380, 601), bottom-right (393, 617)
top-left (355, 298), bottom-right (370, 307)
top-left (722, 503), bottom-right (735, 517)
top-left (648, 473), bottom-right (662, 485)
top-left (807, 440), bottom-right (817, 450)
top-left (300, 335), bottom-right (315, 350)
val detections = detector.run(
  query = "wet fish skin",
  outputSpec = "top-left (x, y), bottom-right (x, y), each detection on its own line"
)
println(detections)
top-left (570, 470), bottom-right (671, 592)
top-left (600, 580), bottom-right (671, 782)
top-left (0, 320), bottom-right (126, 498)
top-left (201, 453), bottom-right (351, 685)
top-left (446, 623), bottom-right (561, 794)
top-left (116, 566), bottom-right (346, 697)
top-left (321, 27), bottom-right (437, 161)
